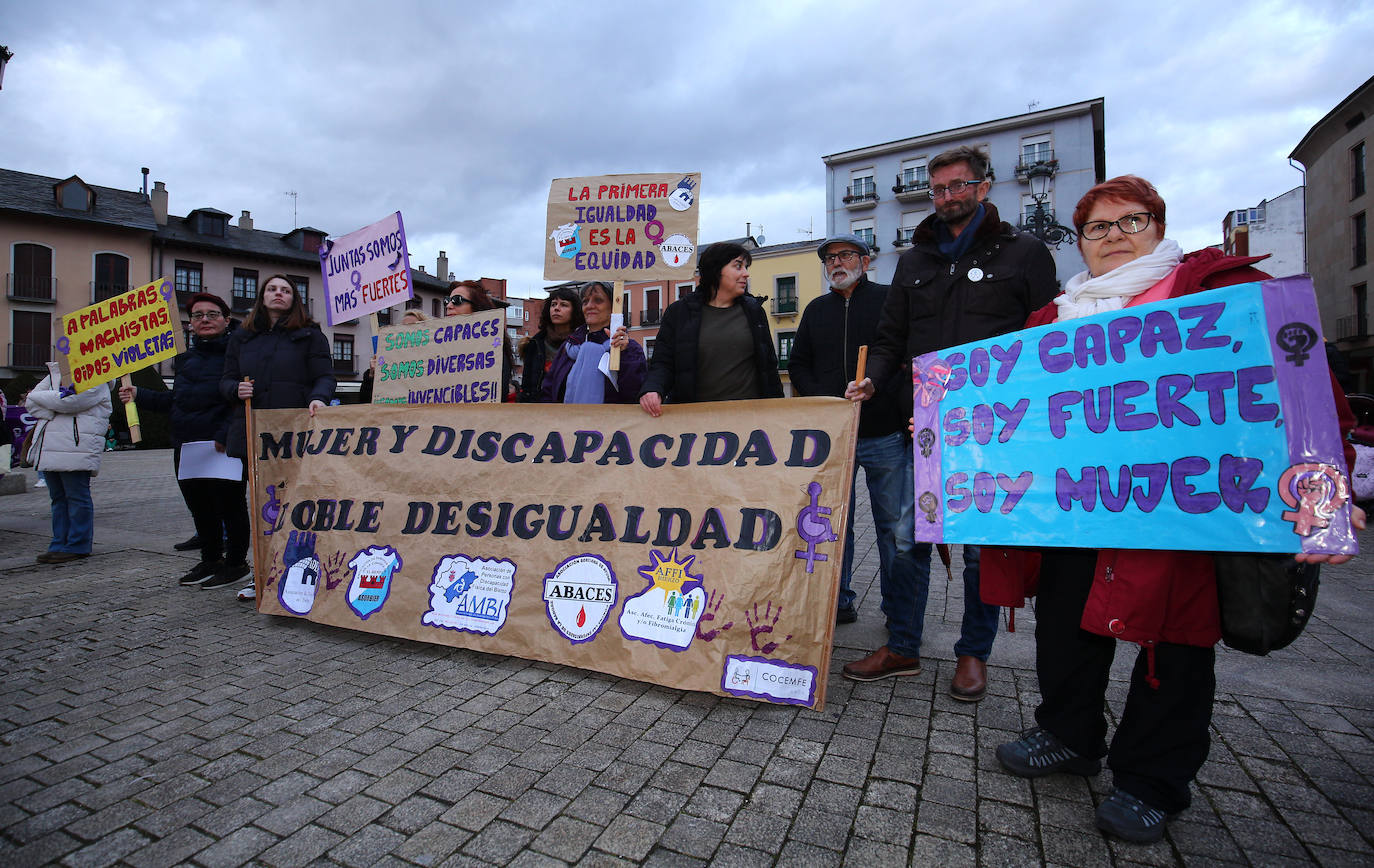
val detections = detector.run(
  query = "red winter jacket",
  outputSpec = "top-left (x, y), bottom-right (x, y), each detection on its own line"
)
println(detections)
top-left (980, 249), bottom-right (1356, 649)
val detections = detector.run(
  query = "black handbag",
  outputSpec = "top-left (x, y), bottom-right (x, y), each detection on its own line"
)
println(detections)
top-left (1213, 554), bottom-right (1320, 655)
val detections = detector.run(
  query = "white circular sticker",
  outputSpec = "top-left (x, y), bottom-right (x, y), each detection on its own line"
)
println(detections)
top-left (968, 267), bottom-right (984, 282)
top-left (660, 234), bottom-right (695, 268)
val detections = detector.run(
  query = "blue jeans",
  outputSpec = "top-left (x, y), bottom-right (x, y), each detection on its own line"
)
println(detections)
top-left (952, 544), bottom-right (999, 661)
top-left (46, 470), bottom-right (94, 554)
top-left (839, 432), bottom-right (931, 657)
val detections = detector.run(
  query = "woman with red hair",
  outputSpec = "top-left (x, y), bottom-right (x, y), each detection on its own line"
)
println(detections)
top-left (987, 176), bottom-right (1365, 844)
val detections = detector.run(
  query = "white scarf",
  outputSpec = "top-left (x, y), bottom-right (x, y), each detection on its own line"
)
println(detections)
top-left (1054, 238), bottom-right (1184, 321)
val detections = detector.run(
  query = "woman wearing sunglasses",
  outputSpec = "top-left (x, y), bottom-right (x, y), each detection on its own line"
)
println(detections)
top-left (121, 292), bottom-right (249, 589)
top-left (446, 280), bottom-right (516, 401)
top-left (541, 281), bottom-right (645, 404)
top-left (984, 176), bottom-right (1364, 843)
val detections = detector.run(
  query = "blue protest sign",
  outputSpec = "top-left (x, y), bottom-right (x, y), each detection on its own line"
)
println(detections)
top-left (911, 277), bottom-right (1357, 555)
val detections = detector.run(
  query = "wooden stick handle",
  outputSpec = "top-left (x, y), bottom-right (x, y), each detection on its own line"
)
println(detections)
top-left (243, 376), bottom-right (263, 605)
top-left (609, 280), bottom-right (624, 372)
top-left (121, 375), bottom-right (142, 444)
top-left (855, 345), bottom-right (868, 384)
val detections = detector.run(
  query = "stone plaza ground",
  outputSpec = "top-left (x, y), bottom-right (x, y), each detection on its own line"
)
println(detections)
top-left (1, 449), bottom-right (1372, 866)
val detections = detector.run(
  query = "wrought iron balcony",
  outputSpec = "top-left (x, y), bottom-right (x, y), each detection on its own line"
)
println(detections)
top-left (8, 342), bottom-right (49, 369)
top-left (843, 183), bottom-right (879, 210)
top-left (7, 274), bottom-right (57, 302)
top-left (1337, 314), bottom-right (1366, 340)
top-left (332, 357), bottom-right (356, 373)
top-left (1015, 152), bottom-right (1058, 181)
top-left (894, 229), bottom-right (917, 248)
top-left (893, 174), bottom-right (930, 202)
top-left (91, 281), bottom-right (132, 303)
top-left (640, 309), bottom-right (662, 326)
top-left (772, 298), bottom-right (798, 316)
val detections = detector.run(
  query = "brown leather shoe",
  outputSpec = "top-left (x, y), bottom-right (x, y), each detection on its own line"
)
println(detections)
top-left (842, 646), bottom-right (922, 682)
top-left (950, 655), bottom-right (987, 702)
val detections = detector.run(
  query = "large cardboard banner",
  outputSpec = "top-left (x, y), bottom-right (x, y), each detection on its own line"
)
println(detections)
top-left (320, 211), bottom-right (414, 326)
top-left (544, 173), bottom-right (701, 281)
top-left (372, 309), bottom-right (506, 405)
top-left (912, 277), bottom-right (1357, 555)
top-left (56, 277), bottom-right (185, 391)
top-left (248, 399), bottom-right (857, 709)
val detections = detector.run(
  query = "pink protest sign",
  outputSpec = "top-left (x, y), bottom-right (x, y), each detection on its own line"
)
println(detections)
top-left (319, 211), bottom-right (414, 326)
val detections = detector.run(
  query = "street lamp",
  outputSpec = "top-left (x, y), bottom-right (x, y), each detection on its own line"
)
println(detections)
top-left (0, 46), bottom-right (13, 91)
top-left (1020, 163), bottom-right (1075, 248)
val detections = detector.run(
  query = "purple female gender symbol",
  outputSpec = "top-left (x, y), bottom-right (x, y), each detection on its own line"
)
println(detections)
top-left (644, 220), bottom-right (664, 245)
top-left (57, 336), bottom-right (70, 355)
top-left (159, 280), bottom-right (174, 301)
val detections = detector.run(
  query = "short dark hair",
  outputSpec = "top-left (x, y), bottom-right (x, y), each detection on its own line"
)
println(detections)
top-left (695, 242), bottom-right (752, 302)
top-left (540, 286), bottom-right (585, 333)
top-left (245, 274), bottom-right (313, 332)
top-left (184, 292), bottom-right (229, 318)
top-left (929, 145), bottom-right (990, 180)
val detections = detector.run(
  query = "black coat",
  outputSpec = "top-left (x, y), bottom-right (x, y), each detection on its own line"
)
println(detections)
top-left (640, 290), bottom-right (783, 403)
top-left (135, 327), bottom-right (236, 447)
top-left (789, 277), bottom-right (908, 439)
top-left (868, 202), bottom-right (1059, 388)
top-left (220, 323), bottom-right (336, 458)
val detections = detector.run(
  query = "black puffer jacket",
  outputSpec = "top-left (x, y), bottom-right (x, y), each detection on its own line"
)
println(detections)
top-left (220, 323), bottom-right (335, 458)
top-left (789, 277), bottom-right (909, 439)
top-left (640, 290), bottom-right (783, 403)
top-left (867, 202), bottom-right (1059, 388)
top-left (135, 325), bottom-right (237, 447)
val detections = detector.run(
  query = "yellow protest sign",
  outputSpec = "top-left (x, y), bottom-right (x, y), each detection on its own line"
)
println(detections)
top-left (56, 278), bottom-right (186, 391)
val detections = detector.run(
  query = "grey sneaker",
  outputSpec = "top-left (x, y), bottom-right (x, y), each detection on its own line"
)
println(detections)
top-left (1095, 788), bottom-right (1171, 843)
top-left (996, 727), bottom-right (1101, 777)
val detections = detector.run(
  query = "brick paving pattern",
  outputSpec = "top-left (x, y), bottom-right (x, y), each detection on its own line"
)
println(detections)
top-left (1, 450), bottom-right (1371, 865)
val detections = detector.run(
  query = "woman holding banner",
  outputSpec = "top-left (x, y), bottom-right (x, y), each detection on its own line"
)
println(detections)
top-left (120, 293), bottom-right (248, 589)
top-left (25, 361), bottom-right (113, 563)
top-left (519, 287), bottom-right (583, 402)
top-left (985, 175), bottom-right (1364, 843)
top-left (446, 280), bottom-right (516, 401)
top-left (542, 281), bottom-right (644, 404)
top-left (638, 242), bottom-right (782, 416)
top-left (221, 275), bottom-right (336, 600)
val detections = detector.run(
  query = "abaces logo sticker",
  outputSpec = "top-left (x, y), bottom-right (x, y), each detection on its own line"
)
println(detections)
top-left (346, 545), bottom-right (402, 620)
top-left (543, 554), bottom-right (617, 644)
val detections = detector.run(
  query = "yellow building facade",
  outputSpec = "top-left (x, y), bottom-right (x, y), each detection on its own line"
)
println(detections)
top-left (745, 239), bottom-right (823, 396)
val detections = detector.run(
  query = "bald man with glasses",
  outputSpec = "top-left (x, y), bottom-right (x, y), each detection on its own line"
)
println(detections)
top-left (846, 145), bottom-right (1058, 701)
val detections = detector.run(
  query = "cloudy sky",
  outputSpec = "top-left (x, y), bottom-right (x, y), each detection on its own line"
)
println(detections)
top-left (3, 0), bottom-right (1370, 296)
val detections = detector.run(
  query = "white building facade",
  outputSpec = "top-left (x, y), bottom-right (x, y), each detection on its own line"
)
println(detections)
top-left (1222, 186), bottom-right (1305, 280)
top-left (821, 99), bottom-right (1106, 285)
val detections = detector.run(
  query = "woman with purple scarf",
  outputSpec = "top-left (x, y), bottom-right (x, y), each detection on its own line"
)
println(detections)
top-left (541, 281), bottom-right (646, 404)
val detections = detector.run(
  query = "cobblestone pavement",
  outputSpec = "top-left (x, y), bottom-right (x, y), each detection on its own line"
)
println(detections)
top-left (2, 450), bottom-right (1371, 866)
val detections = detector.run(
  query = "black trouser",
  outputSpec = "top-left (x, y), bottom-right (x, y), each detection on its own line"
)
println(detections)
top-left (1034, 549), bottom-right (1215, 814)
top-left (180, 476), bottom-right (249, 566)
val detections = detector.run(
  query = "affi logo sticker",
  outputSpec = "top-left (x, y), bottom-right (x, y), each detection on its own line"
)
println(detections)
top-left (549, 222), bottom-right (582, 260)
top-left (619, 549), bottom-right (705, 651)
top-left (660, 234), bottom-right (695, 268)
top-left (277, 530), bottom-right (321, 616)
top-left (422, 554), bottom-right (516, 635)
top-left (543, 553), bottom-right (617, 645)
top-left (346, 545), bottom-right (402, 620)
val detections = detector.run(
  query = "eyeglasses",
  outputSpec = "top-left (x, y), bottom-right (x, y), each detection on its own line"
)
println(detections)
top-left (821, 250), bottom-right (865, 265)
top-left (928, 179), bottom-right (984, 200)
top-left (445, 295), bottom-right (472, 307)
top-left (188, 311), bottom-right (224, 321)
top-left (1079, 212), bottom-right (1156, 240)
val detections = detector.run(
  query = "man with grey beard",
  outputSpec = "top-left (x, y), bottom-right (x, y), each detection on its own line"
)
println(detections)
top-left (789, 235), bottom-right (925, 677)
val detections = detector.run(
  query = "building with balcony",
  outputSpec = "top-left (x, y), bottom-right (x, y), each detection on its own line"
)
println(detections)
top-left (1221, 186), bottom-right (1305, 280)
top-left (822, 98), bottom-right (1106, 284)
top-left (2, 169), bottom-right (157, 380)
top-left (742, 239), bottom-right (823, 396)
top-left (1291, 75), bottom-right (1372, 389)
top-left (2, 166), bottom-right (454, 393)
